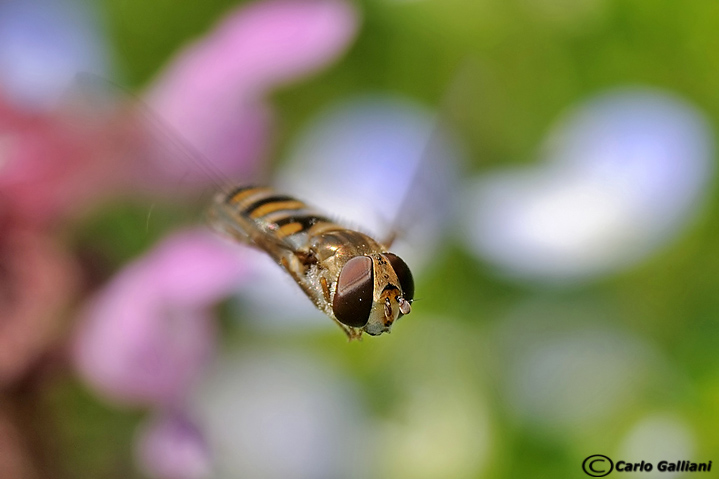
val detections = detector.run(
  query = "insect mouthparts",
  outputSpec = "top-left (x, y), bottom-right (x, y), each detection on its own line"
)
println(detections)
top-left (398, 297), bottom-right (411, 315)
top-left (383, 296), bottom-right (393, 320)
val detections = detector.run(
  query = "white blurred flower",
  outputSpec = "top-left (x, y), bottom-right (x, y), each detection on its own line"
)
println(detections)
top-left (369, 319), bottom-right (493, 479)
top-left (463, 88), bottom-right (714, 282)
top-left (191, 350), bottom-right (372, 479)
top-left (378, 382), bottom-right (491, 479)
top-left (279, 95), bottom-right (461, 267)
top-left (618, 414), bottom-right (696, 479)
top-left (0, 0), bottom-right (109, 109)
top-left (493, 302), bottom-right (670, 433)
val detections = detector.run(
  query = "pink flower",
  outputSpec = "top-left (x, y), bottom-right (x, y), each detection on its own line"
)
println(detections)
top-left (73, 230), bottom-right (245, 406)
top-left (0, 94), bottom-right (129, 227)
top-left (142, 0), bottom-right (359, 189)
top-left (0, 91), bottom-right (118, 387)
top-left (136, 410), bottom-right (211, 479)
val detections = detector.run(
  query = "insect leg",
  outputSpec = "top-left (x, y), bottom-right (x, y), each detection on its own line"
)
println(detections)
top-left (277, 256), bottom-right (362, 340)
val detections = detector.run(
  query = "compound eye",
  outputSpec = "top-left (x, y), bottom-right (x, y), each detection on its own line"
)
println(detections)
top-left (383, 253), bottom-right (414, 303)
top-left (333, 256), bottom-right (374, 328)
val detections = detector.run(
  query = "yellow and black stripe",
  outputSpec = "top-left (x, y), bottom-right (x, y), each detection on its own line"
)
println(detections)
top-left (225, 186), bottom-right (339, 240)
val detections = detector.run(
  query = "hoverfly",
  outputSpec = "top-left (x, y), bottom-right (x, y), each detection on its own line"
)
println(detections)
top-left (72, 72), bottom-right (464, 341)
top-left (208, 185), bottom-right (414, 340)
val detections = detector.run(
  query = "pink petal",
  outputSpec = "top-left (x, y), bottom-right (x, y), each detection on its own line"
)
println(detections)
top-left (136, 410), bottom-right (211, 479)
top-left (140, 229), bottom-right (249, 306)
top-left (195, 0), bottom-right (360, 91)
top-left (144, 0), bottom-right (359, 186)
top-left (73, 229), bottom-right (245, 406)
top-left (151, 0), bottom-right (359, 102)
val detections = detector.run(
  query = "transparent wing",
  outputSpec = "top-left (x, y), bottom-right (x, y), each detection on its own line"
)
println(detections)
top-left (65, 72), bottom-right (260, 198)
top-left (382, 62), bottom-right (477, 248)
top-left (274, 62), bottom-right (476, 269)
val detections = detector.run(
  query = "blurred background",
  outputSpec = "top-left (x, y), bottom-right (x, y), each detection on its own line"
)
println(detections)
top-left (2, 0), bottom-right (719, 478)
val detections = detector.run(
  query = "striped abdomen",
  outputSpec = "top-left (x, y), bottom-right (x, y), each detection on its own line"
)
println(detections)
top-left (210, 185), bottom-right (342, 252)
